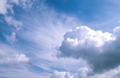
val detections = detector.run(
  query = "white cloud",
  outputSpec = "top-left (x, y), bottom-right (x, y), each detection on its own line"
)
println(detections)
top-left (50, 66), bottom-right (120, 78)
top-left (7, 4), bottom-right (14, 14)
top-left (4, 32), bottom-right (17, 43)
top-left (113, 26), bottom-right (120, 38)
top-left (0, 0), bottom-right (7, 14)
top-left (0, 51), bottom-right (30, 66)
top-left (58, 26), bottom-right (120, 74)
top-left (10, 0), bottom-right (19, 4)
top-left (50, 71), bottom-right (73, 78)
top-left (0, 0), bottom-right (32, 31)
top-left (0, 0), bottom-right (32, 15)
top-left (0, 0), bottom-right (84, 78)
top-left (5, 16), bottom-right (23, 30)
top-left (0, 0), bottom-right (18, 15)
top-left (17, 7), bottom-right (83, 74)
top-left (10, 0), bottom-right (32, 8)
top-left (0, 43), bottom-right (30, 66)
top-left (0, 67), bottom-right (50, 78)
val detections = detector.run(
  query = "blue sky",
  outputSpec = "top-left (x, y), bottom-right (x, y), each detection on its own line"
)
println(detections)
top-left (1, 0), bottom-right (120, 78)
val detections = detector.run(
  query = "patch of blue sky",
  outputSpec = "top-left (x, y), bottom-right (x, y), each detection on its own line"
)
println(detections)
top-left (45, 0), bottom-right (120, 32)
top-left (0, 23), bottom-right (13, 43)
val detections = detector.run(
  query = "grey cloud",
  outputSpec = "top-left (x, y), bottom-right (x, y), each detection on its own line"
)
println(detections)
top-left (50, 66), bottom-right (120, 78)
top-left (58, 26), bottom-right (120, 74)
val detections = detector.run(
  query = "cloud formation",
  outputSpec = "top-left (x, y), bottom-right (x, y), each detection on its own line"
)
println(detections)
top-left (50, 71), bottom-right (72, 78)
top-left (0, 43), bottom-right (30, 66)
top-left (0, 0), bottom-right (32, 15)
top-left (5, 16), bottom-right (23, 30)
top-left (58, 26), bottom-right (120, 73)
top-left (4, 32), bottom-right (17, 43)
top-left (0, 0), bottom-right (7, 14)
top-left (50, 66), bottom-right (120, 78)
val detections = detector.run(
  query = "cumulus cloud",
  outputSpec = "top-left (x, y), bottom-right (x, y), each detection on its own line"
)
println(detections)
top-left (50, 66), bottom-right (120, 78)
top-left (50, 71), bottom-right (73, 78)
top-left (58, 26), bottom-right (120, 74)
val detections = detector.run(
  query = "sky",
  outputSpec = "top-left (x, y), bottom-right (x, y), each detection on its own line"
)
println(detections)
top-left (1, 0), bottom-right (120, 78)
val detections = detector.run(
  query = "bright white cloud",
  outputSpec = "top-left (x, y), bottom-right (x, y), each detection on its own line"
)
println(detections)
top-left (58, 26), bottom-right (120, 74)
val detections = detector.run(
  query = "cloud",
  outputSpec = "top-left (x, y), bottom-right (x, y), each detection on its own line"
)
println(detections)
top-left (0, 51), bottom-right (30, 66)
top-left (0, 43), bottom-right (30, 66)
top-left (0, 0), bottom-right (32, 15)
top-left (0, 0), bottom-right (7, 14)
top-left (50, 71), bottom-right (72, 78)
top-left (0, 67), bottom-right (50, 78)
top-left (58, 26), bottom-right (120, 74)
top-left (17, 5), bottom-right (84, 73)
top-left (10, 0), bottom-right (32, 9)
top-left (4, 32), bottom-right (17, 43)
top-left (0, 0), bottom-right (32, 30)
top-left (5, 16), bottom-right (23, 30)
top-left (0, 1), bottom-right (83, 77)
top-left (50, 66), bottom-right (120, 78)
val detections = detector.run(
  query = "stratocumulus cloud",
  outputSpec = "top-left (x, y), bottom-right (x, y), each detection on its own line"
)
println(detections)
top-left (58, 26), bottom-right (120, 73)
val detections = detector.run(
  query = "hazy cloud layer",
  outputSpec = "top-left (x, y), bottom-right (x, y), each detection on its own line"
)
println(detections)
top-left (59, 26), bottom-right (120, 73)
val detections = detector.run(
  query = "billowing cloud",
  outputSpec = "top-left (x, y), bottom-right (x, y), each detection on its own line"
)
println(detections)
top-left (50, 66), bottom-right (120, 78)
top-left (58, 26), bottom-right (120, 74)
top-left (50, 71), bottom-right (72, 78)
